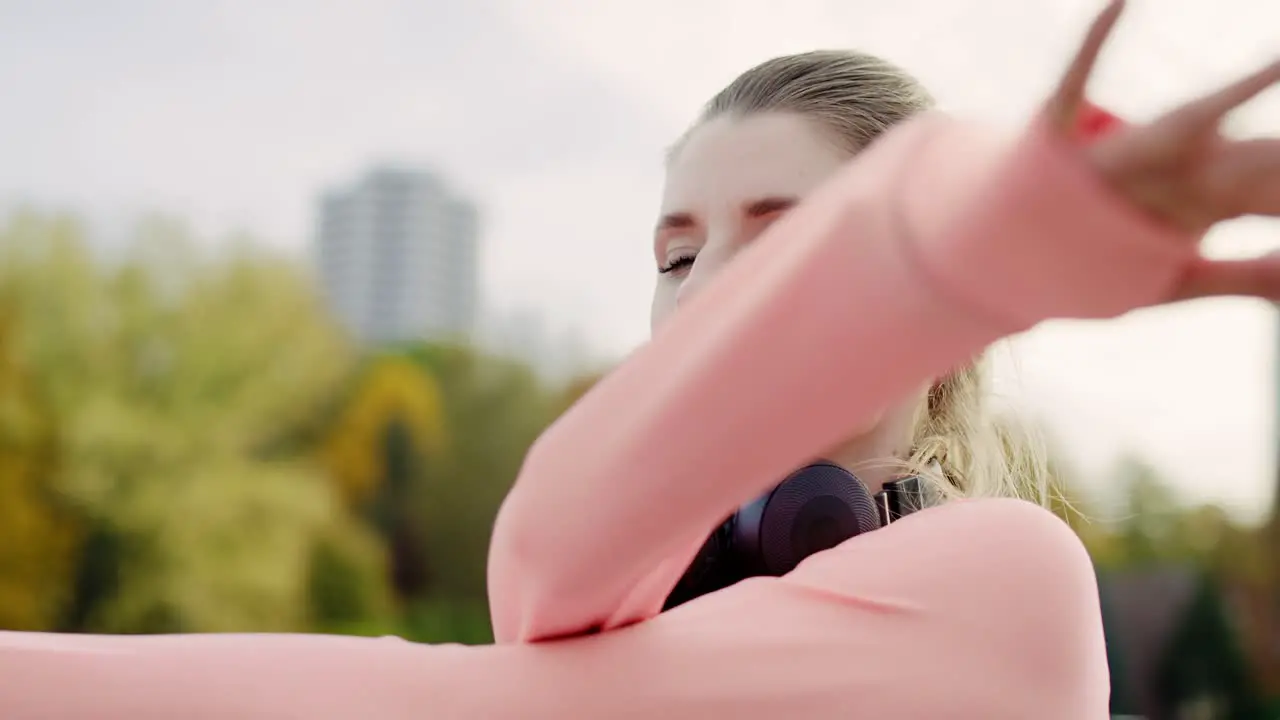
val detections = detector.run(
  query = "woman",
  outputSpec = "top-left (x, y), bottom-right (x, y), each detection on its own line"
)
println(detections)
top-left (3, 2), bottom-right (1280, 717)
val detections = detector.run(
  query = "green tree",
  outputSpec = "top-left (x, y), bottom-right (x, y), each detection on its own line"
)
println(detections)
top-left (0, 300), bottom-right (81, 629)
top-left (313, 344), bottom-right (560, 643)
top-left (1108, 456), bottom-right (1192, 566)
top-left (318, 356), bottom-right (448, 604)
top-left (405, 344), bottom-right (556, 602)
top-left (321, 356), bottom-right (447, 513)
top-left (1088, 455), bottom-right (1266, 581)
top-left (0, 210), bottom-right (376, 633)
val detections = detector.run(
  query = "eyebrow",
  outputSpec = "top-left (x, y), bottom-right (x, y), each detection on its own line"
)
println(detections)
top-left (655, 211), bottom-right (694, 232)
top-left (744, 196), bottom-right (798, 217)
top-left (654, 195), bottom-right (799, 233)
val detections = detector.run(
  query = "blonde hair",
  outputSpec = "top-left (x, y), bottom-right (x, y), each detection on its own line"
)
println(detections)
top-left (699, 50), bottom-right (1052, 505)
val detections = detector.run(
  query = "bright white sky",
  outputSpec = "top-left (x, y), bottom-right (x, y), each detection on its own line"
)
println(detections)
top-left (2, 0), bottom-right (1278, 518)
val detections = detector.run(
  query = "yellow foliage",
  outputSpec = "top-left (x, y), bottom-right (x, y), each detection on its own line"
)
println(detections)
top-left (0, 307), bottom-right (81, 630)
top-left (322, 357), bottom-right (448, 508)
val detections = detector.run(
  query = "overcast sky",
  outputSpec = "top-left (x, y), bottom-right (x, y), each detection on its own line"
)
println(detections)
top-left (2, 0), bottom-right (1279, 518)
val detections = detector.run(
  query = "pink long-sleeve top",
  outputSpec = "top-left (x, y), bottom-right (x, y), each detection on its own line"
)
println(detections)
top-left (0, 112), bottom-right (1194, 719)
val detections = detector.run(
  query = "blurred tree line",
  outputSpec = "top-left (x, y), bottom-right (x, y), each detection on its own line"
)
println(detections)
top-left (1056, 455), bottom-right (1270, 583)
top-left (1054, 455), bottom-right (1278, 717)
top-left (0, 208), bottom-right (1275, 664)
top-left (0, 210), bottom-right (598, 644)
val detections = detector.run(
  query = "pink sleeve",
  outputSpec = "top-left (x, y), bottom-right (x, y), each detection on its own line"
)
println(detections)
top-left (486, 111), bottom-right (1192, 643)
top-left (0, 111), bottom-right (1176, 719)
top-left (0, 499), bottom-right (1109, 719)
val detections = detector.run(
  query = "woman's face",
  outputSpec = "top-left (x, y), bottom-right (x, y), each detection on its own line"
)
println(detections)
top-left (650, 112), bottom-right (847, 327)
top-left (650, 110), bottom-right (925, 485)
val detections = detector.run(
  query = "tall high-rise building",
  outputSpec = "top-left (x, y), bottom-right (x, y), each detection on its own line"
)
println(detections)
top-left (314, 166), bottom-right (479, 345)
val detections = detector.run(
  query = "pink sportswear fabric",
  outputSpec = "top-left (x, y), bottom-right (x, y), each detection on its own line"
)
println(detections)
top-left (0, 112), bottom-right (1194, 719)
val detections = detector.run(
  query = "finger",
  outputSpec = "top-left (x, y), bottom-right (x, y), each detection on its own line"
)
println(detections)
top-left (1211, 138), bottom-right (1280, 218)
top-left (1167, 59), bottom-right (1280, 132)
top-left (1047, 0), bottom-right (1126, 132)
top-left (1172, 254), bottom-right (1280, 302)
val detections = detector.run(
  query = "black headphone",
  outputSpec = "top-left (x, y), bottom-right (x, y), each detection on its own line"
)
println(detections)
top-left (662, 461), bottom-right (926, 611)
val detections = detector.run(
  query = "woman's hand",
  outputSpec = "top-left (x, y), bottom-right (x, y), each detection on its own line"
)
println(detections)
top-left (1048, 0), bottom-right (1280, 302)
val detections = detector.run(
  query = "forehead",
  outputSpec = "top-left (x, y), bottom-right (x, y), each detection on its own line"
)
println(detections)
top-left (661, 112), bottom-right (850, 214)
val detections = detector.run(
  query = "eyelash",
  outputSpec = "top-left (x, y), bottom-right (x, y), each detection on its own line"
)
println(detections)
top-left (658, 254), bottom-right (696, 275)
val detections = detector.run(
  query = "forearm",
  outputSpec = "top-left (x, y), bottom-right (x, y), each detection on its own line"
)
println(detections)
top-left (1, 501), bottom-right (1108, 719)
top-left (0, 632), bottom-right (484, 719)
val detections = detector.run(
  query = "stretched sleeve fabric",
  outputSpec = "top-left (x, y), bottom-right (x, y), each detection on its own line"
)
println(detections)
top-left (0, 110), bottom-right (1195, 719)
top-left (486, 110), bottom-right (1192, 644)
top-left (0, 498), bottom-right (1106, 719)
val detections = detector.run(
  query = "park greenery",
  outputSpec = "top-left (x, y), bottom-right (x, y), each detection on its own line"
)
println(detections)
top-left (0, 208), bottom-right (1274, 674)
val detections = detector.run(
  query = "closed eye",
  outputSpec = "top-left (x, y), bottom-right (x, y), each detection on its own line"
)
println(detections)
top-left (658, 253), bottom-right (696, 275)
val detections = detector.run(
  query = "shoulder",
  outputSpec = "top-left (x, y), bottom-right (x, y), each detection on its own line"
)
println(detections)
top-left (799, 497), bottom-right (1097, 594)
top-left (785, 498), bottom-right (1108, 710)
top-left (921, 497), bottom-right (1097, 582)
top-left (789, 497), bottom-right (1102, 619)
top-left (876, 497), bottom-right (1102, 624)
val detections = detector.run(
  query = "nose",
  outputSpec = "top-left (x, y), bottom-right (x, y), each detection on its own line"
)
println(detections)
top-left (674, 274), bottom-right (701, 309)
top-left (674, 248), bottom-right (729, 309)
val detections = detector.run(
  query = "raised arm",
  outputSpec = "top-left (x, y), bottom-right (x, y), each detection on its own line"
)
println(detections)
top-left (486, 110), bottom-right (1193, 643)
top-left (0, 122), bottom-right (1119, 716)
top-left (0, 499), bottom-right (1108, 720)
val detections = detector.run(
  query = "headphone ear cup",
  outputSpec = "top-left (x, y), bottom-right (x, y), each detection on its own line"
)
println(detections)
top-left (732, 462), bottom-right (880, 576)
top-left (662, 519), bottom-right (739, 611)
